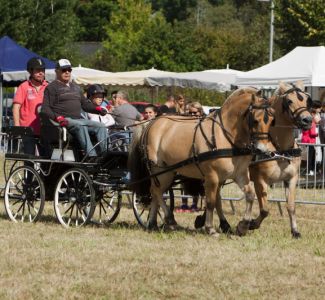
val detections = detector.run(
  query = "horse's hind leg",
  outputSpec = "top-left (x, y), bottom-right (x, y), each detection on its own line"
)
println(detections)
top-left (285, 177), bottom-right (301, 238)
top-left (249, 180), bottom-right (269, 230)
top-left (236, 181), bottom-right (255, 236)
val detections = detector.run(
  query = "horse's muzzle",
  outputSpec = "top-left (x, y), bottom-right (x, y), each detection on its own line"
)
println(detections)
top-left (298, 115), bottom-right (312, 130)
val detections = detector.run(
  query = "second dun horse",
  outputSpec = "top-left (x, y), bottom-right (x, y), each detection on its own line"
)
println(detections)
top-left (128, 88), bottom-right (275, 236)
top-left (249, 81), bottom-right (312, 238)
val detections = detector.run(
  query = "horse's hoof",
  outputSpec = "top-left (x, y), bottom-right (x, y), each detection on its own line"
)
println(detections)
top-left (248, 219), bottom-right (260, 230)
top-left (236, 220), bottom-right (250, 236)
top-left (147, 222), bottom-right (159, 231)
top-left (219, 220), bottom-right (233, 234)
top-left (292, 230), bottom-right (301, 239)
top-left (205, 226), bottom-right (218, 236)
top-left (194, 215), bottom-right (205, 229)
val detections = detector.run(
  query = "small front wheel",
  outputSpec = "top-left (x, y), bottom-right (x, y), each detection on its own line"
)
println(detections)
top-left (54, 168), bottom-right (96, 228)
top-left (4, 165), bottom-right (45, 222)
top-left (91, 188), bottom-right (122, 225)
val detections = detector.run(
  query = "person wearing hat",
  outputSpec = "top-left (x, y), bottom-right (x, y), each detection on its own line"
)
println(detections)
top-left (41, 59), bottom-right (109, 160)
top-left (86, 84), bottom-right (115, 127)
top-left (12, 57), bottom-right (48, 155)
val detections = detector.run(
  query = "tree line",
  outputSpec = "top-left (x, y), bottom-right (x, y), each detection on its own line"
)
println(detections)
top-left (1, 0), bottom-right (323, 72)
top-left (0, 0), bottom-right (324, 105)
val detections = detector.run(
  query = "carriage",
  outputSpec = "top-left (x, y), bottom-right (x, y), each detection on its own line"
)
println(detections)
top-left (2, 113), bottom-right (151, 228)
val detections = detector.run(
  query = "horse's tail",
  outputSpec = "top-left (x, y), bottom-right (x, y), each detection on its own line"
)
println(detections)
top-left (128, 124), bottom-right (151, 197)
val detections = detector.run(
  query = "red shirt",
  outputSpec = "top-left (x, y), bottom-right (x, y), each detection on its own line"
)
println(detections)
top-left (13, 80), bottom-right (48, 135)
top-left (301, 120), bottom-right (318, 144)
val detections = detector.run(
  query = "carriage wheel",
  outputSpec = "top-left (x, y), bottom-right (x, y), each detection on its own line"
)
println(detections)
top-left (132, 189), bottom-right (174, 229)
top-left (91, 188), bottom-right (122, 225)
top-left (54, 168), bottom-right (96, 228)
top-left (4, 166), bottom-right (45, 223)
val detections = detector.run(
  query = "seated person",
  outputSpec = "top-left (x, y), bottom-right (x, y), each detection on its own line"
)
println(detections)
top-left (159, 95), bottom-right (176, 115)
top-left (144, 104), bottom-right (158, 120)
top-left (41, 59), bottom-right (109, 160)
top-left (86, 84), bottom-right (115, 127)
top-left (112, 91), bottom-right (143, 127)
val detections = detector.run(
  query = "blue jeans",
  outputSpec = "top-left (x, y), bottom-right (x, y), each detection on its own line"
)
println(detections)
top-left (66, 118), bottom-right (108, 157)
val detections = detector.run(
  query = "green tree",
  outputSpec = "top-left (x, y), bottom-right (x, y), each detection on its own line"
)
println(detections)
top-left (151, 0), bottom-right (197, 23)
top-left (98, 0), bottom-right (154, 71)
top-left (76, 0), bottom-right (117, 41)
top-left (275, 0), bottom-right (325, 53)
top-left (0, 0), bottom-right (80, 61)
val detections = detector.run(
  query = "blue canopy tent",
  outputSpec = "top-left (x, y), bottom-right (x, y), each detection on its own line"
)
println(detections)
top-left (0, 35), bottom-right (55, 73)
top-left (0, 36), bottom-right (55, 131)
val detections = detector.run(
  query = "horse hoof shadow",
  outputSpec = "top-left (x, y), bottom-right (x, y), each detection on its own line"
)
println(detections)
top-left (248, 219), bottom-right (260, 230)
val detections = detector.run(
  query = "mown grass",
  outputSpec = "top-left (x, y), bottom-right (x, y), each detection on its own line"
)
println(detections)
top-left (0, 198), bottom-right (324, 300)
top-left (0, 153), bottom-right (324, 299)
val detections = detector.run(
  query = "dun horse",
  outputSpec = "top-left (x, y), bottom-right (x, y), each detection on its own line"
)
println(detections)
top-left (249, 81), bottom-right (312, 238)
top-left (129, 88), bottom-right (275, 235)
top-left (195, 81), bottom-right (312, 237)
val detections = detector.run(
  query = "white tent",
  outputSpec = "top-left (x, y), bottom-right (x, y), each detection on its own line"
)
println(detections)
top-left (236, 46), bottom-right (325, 88)
top-left (2, 66), bottom-right (112, 83)
top-left (74, 68), bottom-right (176, 86)
top-left (146, 69), bottom-right (242, 91)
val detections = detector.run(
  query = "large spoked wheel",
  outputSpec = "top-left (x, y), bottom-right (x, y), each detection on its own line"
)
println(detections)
top-left (91, 188), bottom-right (122, 225)
top-left (4, 165), bottom-right (45, 223)
top-left (54, 168), bottom-right (96, 228)
top-left (132, 189), bottom-right (174, 229)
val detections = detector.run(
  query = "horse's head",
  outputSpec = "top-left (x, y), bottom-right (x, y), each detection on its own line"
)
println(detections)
top-left (278, 81), bottom-right (312, 130)
top-left (244, 92), bottom-right (275, 153)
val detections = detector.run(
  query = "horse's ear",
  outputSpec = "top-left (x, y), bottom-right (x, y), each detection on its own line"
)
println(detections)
top-left (295, 80), bottom-right (304, 91)
top-left (279, 81), bottom-right (289, 93)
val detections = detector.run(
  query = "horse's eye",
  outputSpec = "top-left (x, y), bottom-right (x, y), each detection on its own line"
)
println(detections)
top-left (287, 100), bottom-right (293, 105)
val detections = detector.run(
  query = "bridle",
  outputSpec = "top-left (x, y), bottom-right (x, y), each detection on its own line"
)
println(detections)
top-left (244, 102), bottom-right (274, 144)
top-left (281, 86), bottom-right (312, 125)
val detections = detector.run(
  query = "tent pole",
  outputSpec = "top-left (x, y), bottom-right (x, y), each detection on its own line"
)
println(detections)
top-left (0, 71), bottom-right (3, 133)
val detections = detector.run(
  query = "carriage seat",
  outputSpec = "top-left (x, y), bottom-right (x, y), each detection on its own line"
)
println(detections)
top-left (39, 111), bottom-right (77, 161)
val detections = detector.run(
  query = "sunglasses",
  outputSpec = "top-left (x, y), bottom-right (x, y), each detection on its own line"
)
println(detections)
top-left (189, 111), bottom-right (200, 115)
top-left (61, 68), bottom-right (72, 73)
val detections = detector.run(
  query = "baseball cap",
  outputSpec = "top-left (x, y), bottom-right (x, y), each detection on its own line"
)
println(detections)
top-left (56, 59), bottom-right (72, 69)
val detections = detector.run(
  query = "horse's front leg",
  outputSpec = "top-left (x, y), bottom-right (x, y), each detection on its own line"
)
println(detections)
top-left (285, 176), bottom-right (301, 238)
top-left (249, 179), bottom-right (269, 230)
top-left (204, 179), bottom-right (219, 236)
top-left (215, 185), bottom-right (233, 234)
top-left (236, 176), bottom-right (255, 236)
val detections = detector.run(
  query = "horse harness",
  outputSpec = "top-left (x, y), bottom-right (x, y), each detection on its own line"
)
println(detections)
top-left (140, 99), bottom-right (274, 184)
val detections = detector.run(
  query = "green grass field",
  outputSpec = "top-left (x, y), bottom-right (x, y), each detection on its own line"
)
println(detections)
top-left (0, 153), bottom-right (324, 299)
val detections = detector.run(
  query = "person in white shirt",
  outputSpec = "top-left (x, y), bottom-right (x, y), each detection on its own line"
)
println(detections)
top-left (86, 84), bottom-right (115, 127)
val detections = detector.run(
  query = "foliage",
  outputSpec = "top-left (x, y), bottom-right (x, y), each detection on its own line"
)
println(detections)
top-left (0, 0), bottom-right (80, 61)
top-left (151, 0), bottom-right (197, 23)
top-left (275, 0), bottom-right (325, 53)
top-left (76, 0), bottom-right (117, 41)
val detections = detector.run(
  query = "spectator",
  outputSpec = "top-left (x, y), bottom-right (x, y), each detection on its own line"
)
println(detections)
top-left (175, 94), bottom-right (186, 114)
top-left (112, 91), bottom-right (143, 127)
top-left (301, 101), bottom-right (321, 175)
top-left (187, 101), bottom-right (205, 117)
top-left (159, 95), bottom-right (176, 115)
top-left (144, 104), bottom-right (158, 120)
top-left (12, 57), bottom-right (48, 156)
top-left (86, 84), bottom-right (115, 127)
top-left (41, 59), bottom-right (108, 160)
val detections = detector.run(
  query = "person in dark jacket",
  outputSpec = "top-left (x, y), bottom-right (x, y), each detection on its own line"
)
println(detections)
top-left (41, 59), bottom-right (108, 159)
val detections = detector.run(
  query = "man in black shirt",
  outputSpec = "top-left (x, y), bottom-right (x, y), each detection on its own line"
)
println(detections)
top-left (41, 59), bottom-right (108, 159)
top-left (159, 95), bottom-right (176, 115)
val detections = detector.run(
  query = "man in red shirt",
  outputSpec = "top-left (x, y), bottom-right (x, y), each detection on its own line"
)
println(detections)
top-left (12, 57), bottom-right (48, 155)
